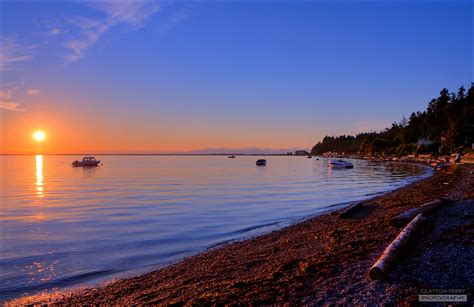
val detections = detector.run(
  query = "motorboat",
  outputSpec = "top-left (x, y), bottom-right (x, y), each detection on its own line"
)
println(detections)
top-left (256, 159), bottom-right (267, 166)
top-left (228, 155), bottom-right (236, 158)
top-left (72, 156), bottom-right (101, 167)
top-left (328, 159), bottom-right (353, 169)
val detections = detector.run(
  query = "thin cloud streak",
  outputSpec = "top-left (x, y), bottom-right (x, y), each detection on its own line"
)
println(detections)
top-left (63, 1), bottom-right (160, 62)
top-left (0, 37), bottom-right (37, 71)
top-left (1, 87), bottom-right (14, 101)
top-left (1, 82), bottom-right (27, 112)
top-left (27, 89), bottom-right (40, 96)
top-left (1, 102), bottom-right (25, 112)
top-left (49, 27), bottom-right (65, 36)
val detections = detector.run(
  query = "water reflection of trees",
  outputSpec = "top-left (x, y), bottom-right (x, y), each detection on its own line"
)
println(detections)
top-left (385, 162), bottom-right (428, 177)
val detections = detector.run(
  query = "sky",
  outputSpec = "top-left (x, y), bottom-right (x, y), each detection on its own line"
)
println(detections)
top-left (1, 0), bottom-right (472, 154)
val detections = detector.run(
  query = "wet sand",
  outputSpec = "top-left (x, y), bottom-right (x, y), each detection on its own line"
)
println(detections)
top-left (11, 164), bottom-right (474, 305)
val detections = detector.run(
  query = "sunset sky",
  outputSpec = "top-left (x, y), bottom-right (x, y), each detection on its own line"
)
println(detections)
top-left (1, 1), bottom-right (472, 154)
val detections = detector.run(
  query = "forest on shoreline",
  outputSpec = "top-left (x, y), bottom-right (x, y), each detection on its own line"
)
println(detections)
top-left (311, 84), bottom-right (474, 157)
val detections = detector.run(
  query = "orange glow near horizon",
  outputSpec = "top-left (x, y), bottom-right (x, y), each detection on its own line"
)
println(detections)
top-left (1, 105), bottom-right (313, 154)
top-left (1, 95), bottom-right (313, 154)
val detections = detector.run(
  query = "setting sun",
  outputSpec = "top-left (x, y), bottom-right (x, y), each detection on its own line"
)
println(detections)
top-left (32, 131), bottom-right (46, 142)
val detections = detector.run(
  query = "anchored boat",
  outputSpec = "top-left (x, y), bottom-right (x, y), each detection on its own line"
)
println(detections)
top-left (72, 156), bottom-right (101, 167)
top-left (256, 159), bottom-right (267, 166)
top-left (328, 159), bottom-right (353, 169)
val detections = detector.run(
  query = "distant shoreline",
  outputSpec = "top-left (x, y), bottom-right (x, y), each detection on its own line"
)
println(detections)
top-left (1, 153), bottom-right (301, 156)
top-left (12, 163), bottom-right (473, 305)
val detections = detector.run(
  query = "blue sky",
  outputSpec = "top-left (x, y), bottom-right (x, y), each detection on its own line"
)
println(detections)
top-left (1, 0), bottom-right (472, 153)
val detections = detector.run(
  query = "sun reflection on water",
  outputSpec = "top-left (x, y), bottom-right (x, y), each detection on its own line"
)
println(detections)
top-left (2, 155), bottom-right (433, 302)
top-left (36, 155), bottom-right (44, 197)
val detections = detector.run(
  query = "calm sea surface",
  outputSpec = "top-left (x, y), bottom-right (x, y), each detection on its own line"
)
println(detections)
top-left (1, 155), bottom-right (431, 300)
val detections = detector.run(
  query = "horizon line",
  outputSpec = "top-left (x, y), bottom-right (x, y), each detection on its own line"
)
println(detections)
top-left (0, 153), bottom-right (304, 156)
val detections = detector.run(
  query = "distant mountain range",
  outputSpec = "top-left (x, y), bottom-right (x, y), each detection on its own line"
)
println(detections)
top-left (181, 147), bottom-right (303, 155)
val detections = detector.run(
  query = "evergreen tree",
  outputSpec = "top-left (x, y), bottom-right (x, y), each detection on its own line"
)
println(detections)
top-left (311, 85), bottom-right (474, 156)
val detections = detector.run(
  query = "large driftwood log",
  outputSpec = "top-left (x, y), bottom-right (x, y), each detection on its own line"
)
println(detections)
top-left (389, 197), bottom-right (451, 227)
top-left (369, 213), bottom-right (425, 280)
top-left (339, 201), bottom-right (364, 218)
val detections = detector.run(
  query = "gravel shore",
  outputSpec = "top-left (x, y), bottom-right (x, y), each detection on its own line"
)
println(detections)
top-left (11, 164), bottom-right (473, 305)
top-left (387, 199), bottom-right (474, 304)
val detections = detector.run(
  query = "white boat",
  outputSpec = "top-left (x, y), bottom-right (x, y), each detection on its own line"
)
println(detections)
top-left (328, 159), bottom-right (353, 169)
top-left (72, 156), bottom-right (101, 167)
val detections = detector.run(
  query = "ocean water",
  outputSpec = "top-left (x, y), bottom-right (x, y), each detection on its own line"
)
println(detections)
top-left (1, 155), bottom-right (431, 300)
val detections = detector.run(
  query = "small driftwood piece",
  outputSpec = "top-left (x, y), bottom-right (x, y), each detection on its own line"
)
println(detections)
top-left (339, 201), bottom-right (364, 218)
top-left (369, 213), bottom-right (424, 280)
top-left (389, 198), bottom-right (451, 227)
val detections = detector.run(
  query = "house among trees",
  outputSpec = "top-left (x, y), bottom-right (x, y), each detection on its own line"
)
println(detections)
top-left (417, 138), bottom-right (432, 146)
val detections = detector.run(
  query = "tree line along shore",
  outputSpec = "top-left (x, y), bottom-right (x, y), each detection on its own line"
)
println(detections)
top-left (311, 84), bottom-right (474, 159)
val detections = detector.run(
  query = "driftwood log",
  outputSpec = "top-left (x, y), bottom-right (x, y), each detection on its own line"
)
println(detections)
top-left (369, 213), bottom-right (425, 280)
top-left (339, 201), bottom-right (364, 218)
top-left (389, 197), bottom-right (451, 227)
